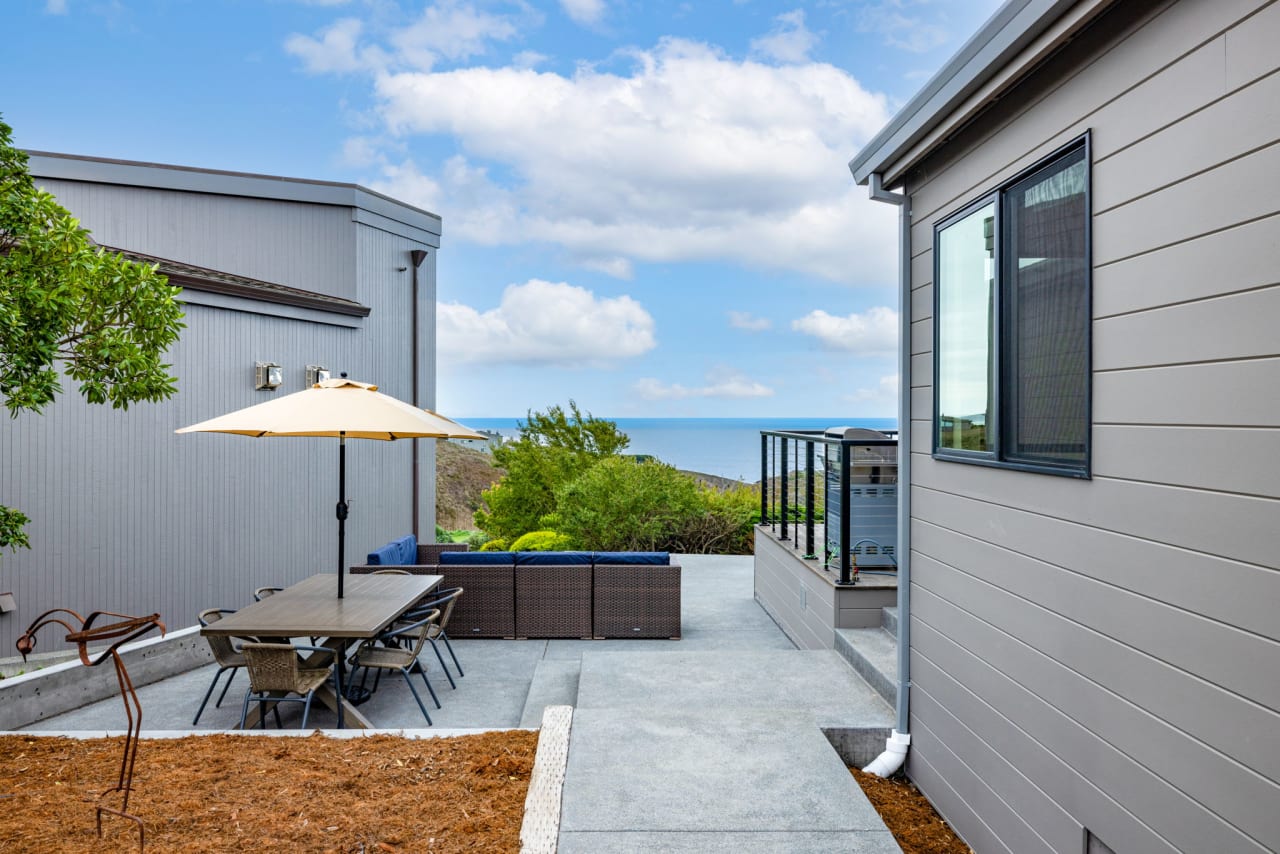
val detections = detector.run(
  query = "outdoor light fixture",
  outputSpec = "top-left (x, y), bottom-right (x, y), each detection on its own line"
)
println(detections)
top-left (255, 361), bottom-right (283, 391)
top-left (306, 365), bottom-right (332, 386)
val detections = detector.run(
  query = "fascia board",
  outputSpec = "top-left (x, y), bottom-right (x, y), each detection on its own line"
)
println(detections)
top-left (24, 151), bottom-right (442, 238)
top-left (849, 0), bottom-right (1100, 185)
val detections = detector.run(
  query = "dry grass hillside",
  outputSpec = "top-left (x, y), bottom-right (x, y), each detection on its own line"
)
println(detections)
top-left (435, 441), bottom-right (504, 530)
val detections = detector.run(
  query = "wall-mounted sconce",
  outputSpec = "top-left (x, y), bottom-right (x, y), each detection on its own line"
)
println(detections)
top-left (0, 592), bottom-right (16, 613)
top-left (255, 361), bottom-right (283, 391)
top-left (306, 365), bottom-right (332, 386)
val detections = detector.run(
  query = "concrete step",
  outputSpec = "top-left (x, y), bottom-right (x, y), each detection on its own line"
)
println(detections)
top-left (519, 658), bottom-right (581, 727)
top-left (558, 707), bottom-right (900, 852)
top-left (882, 606), bottom-right (898, 635)
top-left (834, 625), bottom-right (897, 708)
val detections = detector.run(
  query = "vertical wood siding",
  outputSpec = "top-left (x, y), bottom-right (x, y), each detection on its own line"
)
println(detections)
top-left (1, 183), bottom-right (435, 660)
top-left (900, 1), bottom-right (1280, 852)
top-left (35, 180), bottom-right (358, 301)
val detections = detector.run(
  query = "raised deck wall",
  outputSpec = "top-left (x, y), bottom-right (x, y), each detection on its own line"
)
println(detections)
top-left (753, 526), bottom-right (896, 650)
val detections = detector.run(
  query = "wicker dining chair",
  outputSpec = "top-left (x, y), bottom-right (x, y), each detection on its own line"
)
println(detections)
top-left (238, 643), bottom-right (338, 730)
top-left (371, 569), bottom-right (411, 575)
top-left (349, 610), bottom-right (442, 724)
top-left (253, 586), bottom-right (283, 602)
top-left (393, 587), bottom-right (465, 688)
top-left (193, 608), bottom-right (251, 725)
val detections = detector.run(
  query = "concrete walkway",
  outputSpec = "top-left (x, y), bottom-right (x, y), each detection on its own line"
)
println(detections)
top-left (19, 555), bottom-right (899, 852)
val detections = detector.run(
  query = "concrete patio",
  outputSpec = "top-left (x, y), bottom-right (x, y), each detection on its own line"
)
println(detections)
top-left (13, 555), bottom-right (900, 852)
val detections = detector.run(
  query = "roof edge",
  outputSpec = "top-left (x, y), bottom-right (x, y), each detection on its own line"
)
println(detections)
top-left (109, 246), bottom-right (372, 318)
top-left (25, 150), bottom-right (442, 237)
top-left (849, 0), bottom-right (1088, 185)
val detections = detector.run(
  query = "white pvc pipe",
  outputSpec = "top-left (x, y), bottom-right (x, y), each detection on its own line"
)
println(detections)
top-left (863, 729), bottom-right (912, 777)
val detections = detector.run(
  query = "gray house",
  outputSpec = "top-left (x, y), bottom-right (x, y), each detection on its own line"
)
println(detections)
top-left (1, 153), bottom-right (442, 656)
top-left (848, 0), bottom-right (1280, 852)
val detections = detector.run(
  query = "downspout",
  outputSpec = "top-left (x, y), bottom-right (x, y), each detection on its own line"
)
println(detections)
top-left (861, 171), bottom-right (913, 777)
top-left (409, 248), bottom-right (429, 542)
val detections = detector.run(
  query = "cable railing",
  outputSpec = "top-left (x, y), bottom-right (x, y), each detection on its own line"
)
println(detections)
top-left (760, 427), bottom-right (898, 585)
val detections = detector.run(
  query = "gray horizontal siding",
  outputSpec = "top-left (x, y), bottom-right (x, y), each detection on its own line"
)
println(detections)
top-left (1095, 358), bottom-right (1280, 427)
top-left (1095, 286), bottom-right (1279, 370)
top-left (895, 0), bottom-right (1280, 851)
top-left (753, 533), bottom-right (836, 650)
top-left (912, 584), bottom-right (1272, 853)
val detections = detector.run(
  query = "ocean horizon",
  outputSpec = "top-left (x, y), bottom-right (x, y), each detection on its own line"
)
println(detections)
top-left (459, 416), bottom-right (898, 482)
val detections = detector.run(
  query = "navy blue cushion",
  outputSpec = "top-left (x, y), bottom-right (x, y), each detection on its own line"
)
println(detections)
top-left (367, 542), bottom-right (400, 566)
top-left (439, 550), bottom-right (515, 566)
top-left (517, 550), bottom-right (593, 566)
top-left (394, 534), bottom-right (418, 565)
top-left (593, 552), bottom-right (670, 565)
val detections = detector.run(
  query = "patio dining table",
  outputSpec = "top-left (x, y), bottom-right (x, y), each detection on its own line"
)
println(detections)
top-left (200, 572), bottom-right (442, 729)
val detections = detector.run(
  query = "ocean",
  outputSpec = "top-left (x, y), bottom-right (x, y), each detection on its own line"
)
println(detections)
top-left (459, 417), bottom-right (898, 482)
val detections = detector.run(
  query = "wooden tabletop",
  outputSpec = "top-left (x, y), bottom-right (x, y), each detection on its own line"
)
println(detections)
top-left (201, 573), bottom-right (442, 639)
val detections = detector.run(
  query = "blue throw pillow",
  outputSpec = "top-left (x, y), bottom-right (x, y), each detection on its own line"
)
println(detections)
top-left (593, 552), bottom-right (670, 565)
top-left (394, 534), bottom-right (418, 565)
top-left (439, 551), bottom-right (515, 566)
top-left (367, 542), bottom-right (400, 566)
top-left (517, 551), bottom-right (593, 566)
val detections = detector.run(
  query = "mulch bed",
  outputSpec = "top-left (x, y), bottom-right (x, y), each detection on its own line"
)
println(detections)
top-left (0, 731), bottom-right (537, 853)
top-left (852, 768), bottom-right (973, 854)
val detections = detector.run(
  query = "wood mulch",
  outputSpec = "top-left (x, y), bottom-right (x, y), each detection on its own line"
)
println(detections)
top-left (3, 729), bottom-right (972, 853)
top-left (0, 731), bottom-right (537, 853)
top-left (852, 768), bottom-right (973, 854)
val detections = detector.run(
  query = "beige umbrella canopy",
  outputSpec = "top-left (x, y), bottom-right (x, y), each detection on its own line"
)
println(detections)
top-left (177, 378), bottom-right (483, 597)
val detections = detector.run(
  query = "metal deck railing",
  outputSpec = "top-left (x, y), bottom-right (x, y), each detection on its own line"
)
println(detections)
top-left (760, 428), bottom-right (898, 585)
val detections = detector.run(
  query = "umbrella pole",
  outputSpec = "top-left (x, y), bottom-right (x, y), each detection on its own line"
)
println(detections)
top-left (337, 432), bottom-right (347, 599)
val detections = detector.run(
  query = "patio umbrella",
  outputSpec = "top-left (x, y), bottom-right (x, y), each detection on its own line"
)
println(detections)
top-left (177, 377), bottom-right (483, 598)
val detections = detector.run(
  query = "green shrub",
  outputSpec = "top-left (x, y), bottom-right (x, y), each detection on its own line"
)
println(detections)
top-left (509, 530), bottom-right (574, 551)
top-left (479, 538), bottom-right (509, 552)
top-left (466, 529), bottom-right (493, 550)
top-left (474, 402), bottom-right (628, 541)
top-left (671, 483), bottom-right (759, 555)
top-left (554, 457), bottom-right (702, 551)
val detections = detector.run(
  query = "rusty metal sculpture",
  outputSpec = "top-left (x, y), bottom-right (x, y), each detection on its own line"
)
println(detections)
top-left (17, 608), bottom-right (166, 851)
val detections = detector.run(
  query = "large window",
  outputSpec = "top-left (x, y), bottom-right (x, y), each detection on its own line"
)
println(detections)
top-left (933, 136), bottom-right (1091, 477)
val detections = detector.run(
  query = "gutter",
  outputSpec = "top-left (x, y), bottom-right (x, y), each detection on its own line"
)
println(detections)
top-left (861, 172), bottom-right (913, 777)
top-left (409, 249), bottom-right (429, 541)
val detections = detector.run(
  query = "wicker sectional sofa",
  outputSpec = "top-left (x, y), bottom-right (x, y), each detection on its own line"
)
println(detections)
top-left (351, 541), bottom-right (681, 640)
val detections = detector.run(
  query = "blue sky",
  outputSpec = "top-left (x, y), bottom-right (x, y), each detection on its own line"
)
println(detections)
top-left (4, 0), bottom-right (1003, 419)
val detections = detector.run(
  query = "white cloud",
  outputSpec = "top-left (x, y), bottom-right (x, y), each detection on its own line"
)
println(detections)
top-left (858, 2), bottom-right (950, 54)
top-left (391, 1), bottom-right (521, 71)
top-left (791, 306), bottom-right (898, 355)
top-left (728, 310), bottom-right (771, 332)
top-left (513, 50), bottom-right (549, 69)
top-left (285, 2), bottom-right (522, 75)
top-left (560, 0), bottom-right (606, 26)
top-left (633, 368), bottom-right (774, 401)
top-left (284, 18), bottom-right (382, 74)
top-left (438, 280), bottom-right (655, 366)
top-left (368, 37), bottom-right (896, 283)
top-left (45, 0), bottom-right (68, 13)
top-left (340, 135), bottom-right (385, 168)
top-left (849, 373), bottom-right (899, 403)
top-left (750, 9), bottom-right (818, 64)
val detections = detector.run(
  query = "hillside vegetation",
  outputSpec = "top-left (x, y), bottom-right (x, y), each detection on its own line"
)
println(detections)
top-left (435, 441), bottom-right (504, 530)
top-left (433, 405), bottom-right (760, 555)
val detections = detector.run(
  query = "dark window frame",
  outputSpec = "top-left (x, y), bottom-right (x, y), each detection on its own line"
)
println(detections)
top-left (931, 133), bottom-right (1092, 478)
